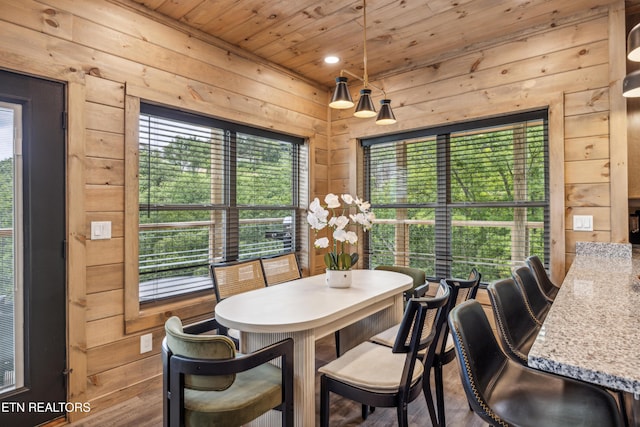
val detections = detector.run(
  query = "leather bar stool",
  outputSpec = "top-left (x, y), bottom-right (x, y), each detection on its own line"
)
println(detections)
top-left (448, 300), bottom-right (624, 427)
top-left (487, 278), bottom-right (541, 365)
top-left (526, 255), bottom-right (560, 302)
top-left (512, 265), bottom-right (551, 323)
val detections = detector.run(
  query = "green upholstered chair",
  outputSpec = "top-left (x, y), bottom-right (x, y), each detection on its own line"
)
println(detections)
top-left (162, 316), bottom-right (293, 427)
top-left (373, 265), bottom-right (429, 301)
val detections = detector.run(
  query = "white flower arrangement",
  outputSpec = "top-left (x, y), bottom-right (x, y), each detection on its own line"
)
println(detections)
top-left (307, 193), bottom-right (375, 270)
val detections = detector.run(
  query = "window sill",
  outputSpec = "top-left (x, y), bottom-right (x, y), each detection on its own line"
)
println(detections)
top-left (124, 292), bottom-right (217, 334)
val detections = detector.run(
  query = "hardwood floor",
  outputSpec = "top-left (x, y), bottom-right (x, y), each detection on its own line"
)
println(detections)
top-left (66, 333), bottom-right (486, 427)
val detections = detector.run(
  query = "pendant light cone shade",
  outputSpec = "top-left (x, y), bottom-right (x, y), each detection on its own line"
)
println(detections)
top-left (329, 77), bottom-right (354, 109)
top-left (354, 89), bottom-right (377, 118)
top-left (629, 23), bottom-right (640, 62)
top-left (375, 99), bottom-right (397, 125)
top-left (623, 70), bottom-right (640, 97)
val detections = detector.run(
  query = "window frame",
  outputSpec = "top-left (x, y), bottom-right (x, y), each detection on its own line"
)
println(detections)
top-left (124, 98), bottom-right (306, 333)
top-left (361, 109), bottom-right (550, 281)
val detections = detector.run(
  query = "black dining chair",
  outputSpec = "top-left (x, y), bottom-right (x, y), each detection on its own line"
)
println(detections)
top-left (487, 278), bottom-right (541, 365)
top-left (526, 255), bottom-right (560, 302)
top-left (319, 282), bottom-right (450, 427)
top-left (512, 265), bottom-right (551, 323)
top-left (448, 300), bottom-right (624, 427)
top-left (369, 268), bottom-right (481, 427)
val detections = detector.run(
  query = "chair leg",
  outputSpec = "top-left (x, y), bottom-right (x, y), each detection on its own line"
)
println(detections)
top-left (396, 402), bottom-right (409, 427)
top-left (435, 363), bottom-right (446, 426)
top-left (334, 330), bottom-right (341, 357)
top-left (423, 370), bottom-right (440, 427)
top-left (361, 404), bottom-right (368, 420)
top-left (320, 375), bottom-right (330, 427)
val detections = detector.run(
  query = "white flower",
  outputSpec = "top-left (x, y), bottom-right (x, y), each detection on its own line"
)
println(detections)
top-left (306, 193), bottom-right (374, 270)
top-left (344, 231), bottom-right (358, 244)
top-left (341, 194), bottom-right (354, 204)
top-left (309, 197), bottom-right (322, 213)
top-left (329, 215), bottom-right (349, 230)
top-left (333, 228), bottom-right (347, 242)
top-left (307, 211), bottom-right (327, 230)
top-left (314, 237), bottom-right (329, 248)
top-left (350, 213), bottom-right (372, 229)
top-left (325, 193), bottom-right (341, 208)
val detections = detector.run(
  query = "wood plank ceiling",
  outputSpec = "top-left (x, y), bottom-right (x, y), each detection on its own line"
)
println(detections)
top-left (119, 0), bottom-right (620, 89)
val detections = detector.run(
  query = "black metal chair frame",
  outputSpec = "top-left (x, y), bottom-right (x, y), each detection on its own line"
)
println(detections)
top-left (320, 284), bottom-right (450, 427)
top-left (162, 318), bottom-right (294, 427)
top-left (429, 268), bottom-right (481, 427)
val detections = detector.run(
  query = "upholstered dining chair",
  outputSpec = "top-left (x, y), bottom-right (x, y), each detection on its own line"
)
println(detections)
top-left (448, 300), bottom-right (624, 427)
top-left (162, 316), bottom-right (294, 427)
top-left (210, 259), bottom-right (267, 346)
top-left (526, 255), bottom-right (560, 302)
top-left (369, 268), bottom-right (481, 427)
top-left (260, 253), bottom-right (301, 286)
top-left (319, 282), bottom-right (450, 427)
top-left (487, 278), bottom-right (542, 365)
top-left (374, 265), bottom-right (429, 302)
top-left (512, 265), bottom-right (551, 323)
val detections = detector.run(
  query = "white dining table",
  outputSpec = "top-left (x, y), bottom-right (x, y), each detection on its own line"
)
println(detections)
top-left (214, 269), bottom-right (413, 426)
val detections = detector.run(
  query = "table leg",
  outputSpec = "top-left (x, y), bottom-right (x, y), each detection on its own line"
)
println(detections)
top-left (242, 330), bottom-right (316, 427)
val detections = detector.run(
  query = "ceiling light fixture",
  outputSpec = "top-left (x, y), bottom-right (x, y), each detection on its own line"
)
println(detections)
top-left (328, 0), bottom-right (397, 125)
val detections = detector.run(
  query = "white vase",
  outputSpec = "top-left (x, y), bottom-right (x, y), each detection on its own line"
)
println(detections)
top-left (326, 269), bottom-right (352, 288)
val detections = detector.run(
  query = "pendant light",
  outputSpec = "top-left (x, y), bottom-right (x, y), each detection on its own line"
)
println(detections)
top-left (624, 23), bottom-right (640, 97)
top-left (328, 0), bottom-right (397, 124)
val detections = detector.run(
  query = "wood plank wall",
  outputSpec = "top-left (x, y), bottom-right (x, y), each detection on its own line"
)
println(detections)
top-left (326, 2), bottom-right (629, 283)
top-left (0, 0), bottom-right (631, 421)
top-left (0, 0), bottom-right (328, 420)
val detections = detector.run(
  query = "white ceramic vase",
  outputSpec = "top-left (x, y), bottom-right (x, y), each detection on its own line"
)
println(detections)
top-left (325, 269), bottom-right (352, 288)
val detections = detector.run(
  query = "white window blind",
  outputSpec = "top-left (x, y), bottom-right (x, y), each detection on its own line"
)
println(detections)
top-left (363, 110), bottom-right (549, 281)
top-left (138, 104), bottom-right (305, 302)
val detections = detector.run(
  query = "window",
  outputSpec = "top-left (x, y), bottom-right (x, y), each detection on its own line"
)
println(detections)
top-left (138, 104), bottom-right (306, 303)
top-left (363, 110), bottom-right (548, 282)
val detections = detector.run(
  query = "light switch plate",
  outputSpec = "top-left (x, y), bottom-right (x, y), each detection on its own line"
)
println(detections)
top-left (90, 221), bottom-right (112, 240)
top-left (573, 215), bottom-right (593, 232)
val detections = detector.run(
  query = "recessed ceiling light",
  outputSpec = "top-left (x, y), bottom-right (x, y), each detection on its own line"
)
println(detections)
top-left (324, 56), bottom-right (340, 64)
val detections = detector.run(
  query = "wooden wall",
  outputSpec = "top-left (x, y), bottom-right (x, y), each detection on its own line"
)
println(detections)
top-left (0, 0), bottom-right (328, 420)
top-left (326, 2), bottom-right (629, 283)
top-left (0, 0), bottom-right (631, 421)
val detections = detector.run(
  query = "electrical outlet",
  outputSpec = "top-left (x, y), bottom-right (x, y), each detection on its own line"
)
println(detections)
top-left (140, 333), bottom-right (152, 354)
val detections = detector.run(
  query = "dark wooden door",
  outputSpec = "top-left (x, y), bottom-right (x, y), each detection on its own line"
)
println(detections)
top-left (0, 70), bottom-right (66, 426)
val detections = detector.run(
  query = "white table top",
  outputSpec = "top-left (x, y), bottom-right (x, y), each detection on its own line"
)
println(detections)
top-left (528, 250), bottom-right (640, 394)
top-left (214, 269), bottom-right (413, 333)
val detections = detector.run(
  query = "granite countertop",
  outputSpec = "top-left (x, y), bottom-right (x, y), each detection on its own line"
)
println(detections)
top-left (528, 242), bottom-right (640, 395)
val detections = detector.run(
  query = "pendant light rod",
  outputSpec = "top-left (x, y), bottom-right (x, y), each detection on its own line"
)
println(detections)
top-left (362, 0), bottom-right (369, 88)
top-left (338, 69), bottom-right (388, 98)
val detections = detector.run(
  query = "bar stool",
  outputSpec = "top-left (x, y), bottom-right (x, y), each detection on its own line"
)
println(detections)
top-left (526, 255), bottom-right (560, 302)
top-left (487, 278), bottom-right (541, 365)
top-left (512, 265), bottom-right (551, 323)
top-left (448, 300), bottom-right (624, 427)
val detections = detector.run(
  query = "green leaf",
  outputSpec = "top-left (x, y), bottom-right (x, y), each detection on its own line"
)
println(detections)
top-left (324, 252), bottom-right (337, 269)
top-left (339, 253), bottom-right (352, 270)
top-left (350, 253), bottom-right (359, 266)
